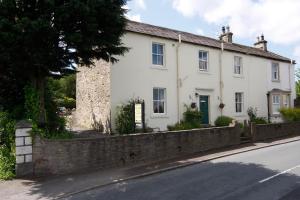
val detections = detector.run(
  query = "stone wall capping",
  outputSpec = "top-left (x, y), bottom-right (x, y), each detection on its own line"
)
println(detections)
top-left (16, 120), bottom-right (33, 129)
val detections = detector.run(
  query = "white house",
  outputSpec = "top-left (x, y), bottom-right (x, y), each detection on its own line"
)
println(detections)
top-left (74, 21), bottom-right (296, 133)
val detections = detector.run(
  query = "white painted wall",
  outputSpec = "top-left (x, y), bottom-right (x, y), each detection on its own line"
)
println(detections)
top-left (110, 32), bottom-right (295, 131)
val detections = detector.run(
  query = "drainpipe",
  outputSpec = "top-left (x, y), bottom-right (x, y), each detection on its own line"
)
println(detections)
top-left (219, 42), bottom-right (224, 115)
top-left (176, 34), bottom-right (181, 123)
top-left (267, 92), bottom-right (271, 123)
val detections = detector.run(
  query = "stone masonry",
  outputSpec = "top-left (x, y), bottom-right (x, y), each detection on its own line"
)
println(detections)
top-left (15, 120), bottom-right (33, 177)
top-left (74, 59), bottom-right (111, 133)
top-left (33, 125), bottom-right (241, 176)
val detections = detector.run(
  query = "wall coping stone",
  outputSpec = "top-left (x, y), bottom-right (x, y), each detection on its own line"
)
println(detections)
top-left (16, 120), bottom-right (33, 129)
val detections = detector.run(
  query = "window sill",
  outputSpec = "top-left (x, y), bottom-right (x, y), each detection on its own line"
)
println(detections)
top-left (151, 65), bottom-right (168, 70)
top-left (234, 113), bottom-right (246, 117)
top-left (233, 74), bottom-right (244, 79)
top-left (150, 114), bottom-right (169, 119)
top-left (198, 70), bottom-right (211, 75)
top-left (272, 80), bottom-right (280, 83)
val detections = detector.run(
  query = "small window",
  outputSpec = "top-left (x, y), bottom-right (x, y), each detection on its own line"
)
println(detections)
top-left (153, 88), bottom-right (166, 114)
top-left (235, 92), bottom-right (243, 113)
top-left (152, 43), bottom-right (164, 66)
top-left (272, 63), bottom-right (279, 81)
top-left (234, 56), bottom-right (242, 74)
top-left (199, 51), bottom-right (208, 71)
top-left (272, 95), bottom-right (280, 114)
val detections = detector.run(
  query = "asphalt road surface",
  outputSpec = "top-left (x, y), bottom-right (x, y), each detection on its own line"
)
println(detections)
top-left (64, 140), bottom-right (300, 200)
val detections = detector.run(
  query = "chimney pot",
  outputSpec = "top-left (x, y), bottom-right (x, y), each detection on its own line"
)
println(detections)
top-left (222, 26), bottom-right (226, 34)
top-left (226, 26), bottom-right (230, 33)
top-left (254, 34), bottom-right (267, 51)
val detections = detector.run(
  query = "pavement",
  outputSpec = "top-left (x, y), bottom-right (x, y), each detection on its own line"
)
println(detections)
top-left (1, 136), bottom-right (300, 200)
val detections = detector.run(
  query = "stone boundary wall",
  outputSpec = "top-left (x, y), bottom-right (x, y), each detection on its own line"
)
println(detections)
top-left (33, 126), bottom-right (240, 176)
top-left (253, 122), bottom-right (300, 141)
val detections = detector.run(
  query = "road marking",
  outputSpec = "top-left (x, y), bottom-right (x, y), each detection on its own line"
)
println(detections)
top-left (259, 164), bottom-right (300, 183)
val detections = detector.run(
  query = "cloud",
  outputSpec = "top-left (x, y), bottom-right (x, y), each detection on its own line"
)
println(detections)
top-left (172, 0), bottom-right (300, 46)
top-left (134, 0), bottom-right (146, 10)
top-left (126, 14), bottom-right (142, 22)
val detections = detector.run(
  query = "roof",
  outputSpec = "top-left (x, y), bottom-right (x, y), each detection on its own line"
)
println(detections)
top-left (125, 21), bottom-right (293, 64)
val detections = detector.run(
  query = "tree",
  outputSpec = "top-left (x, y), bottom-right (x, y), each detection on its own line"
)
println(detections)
top-left (296, 68), bottom-right (300, 98)
top-left (0, 0), bottom-right (128, 125)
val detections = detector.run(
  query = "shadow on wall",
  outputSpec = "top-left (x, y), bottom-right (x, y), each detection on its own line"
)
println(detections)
top-left (11, 161), bottom-right (299, 199)
top-left (91, 112), bottom-right (111, 134)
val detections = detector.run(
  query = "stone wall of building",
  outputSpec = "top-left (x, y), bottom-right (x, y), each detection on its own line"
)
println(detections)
top-left (253, 122), bottom-right (300, 141)
top-left (33, 126), bottom-right (241, 176)
top-left (74, 60), bottom-right (111, 133)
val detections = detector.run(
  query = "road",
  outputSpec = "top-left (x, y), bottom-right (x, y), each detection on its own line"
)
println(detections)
top-left (64, 140), bottom-right (300, 200)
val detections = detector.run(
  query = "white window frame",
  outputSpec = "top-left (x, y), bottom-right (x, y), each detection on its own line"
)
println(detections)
top-left (235, 92), bottom-right (244, 113)
top-left (152, 43), bottom-right (165, 66)
top-left (234, 56), bottom-right (243, 75)
top-left (272, 62), bottom-right (280, 81)
top-left (153, 88), bottom-right (166, 115)
top-left (272, 94), bottom-right (281, 115)
top-left (199, 51), bottom-right (209, 71)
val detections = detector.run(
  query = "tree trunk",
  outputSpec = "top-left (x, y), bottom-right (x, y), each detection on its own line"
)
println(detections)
top-left (31, 74), bottom-right (46, 128)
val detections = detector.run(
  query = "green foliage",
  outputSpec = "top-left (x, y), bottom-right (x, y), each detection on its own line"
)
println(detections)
top-left (0, 145), bottom-right (15, 180)
top-left (0, 112), bottom-right (16, 151)
top-left (247, 107), bottom-right (268, 124)
top-left (214, 116), bottom-right (233, 127)
top-left (116, 101), bottom-right (135, 134)
top-left (296, 68), bottom-right (300, 98)
top-left (252, 117), bottom-right (268, 124)
top-left (167, 122), bottom-right (201, 131)
top-left (0, 112), bottom-right (16, 180)
top-left (0, 0), bottom-right (128, 125)
top-left (57, 97), bottom-right (76, 110)
top-left (24, 85), bottom-right (40, 124)
top-left (183, 106), bottom-right (202, 127)
top-left (280, 108), bottom-right (300, 122)
top-left (167, 105), bottom-right (202, 131)
top-left (47, 75), bottom-right (76, 100)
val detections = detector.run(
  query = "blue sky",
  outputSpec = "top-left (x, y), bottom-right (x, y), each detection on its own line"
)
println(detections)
top-left (125, 0), bottom-right (300, 68)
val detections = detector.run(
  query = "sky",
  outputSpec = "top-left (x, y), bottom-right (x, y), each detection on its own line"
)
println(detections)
top-left (124, 0), bottom-right (300, 69)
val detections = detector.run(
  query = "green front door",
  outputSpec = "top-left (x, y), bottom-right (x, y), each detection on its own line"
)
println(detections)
top-left (199, 95), bottom-right (209, 124)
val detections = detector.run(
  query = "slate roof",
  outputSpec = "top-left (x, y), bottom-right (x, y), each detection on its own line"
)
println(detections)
top-left (125, 20), bottom-right (292, 64)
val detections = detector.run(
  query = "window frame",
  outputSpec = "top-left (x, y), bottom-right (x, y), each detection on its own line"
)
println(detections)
top-left (271, 62), bottom-right (280, 81)
top-left (272, 94), bottom-right (281, 115)
top-left (152, 88), bottom-right (167, 115)
top-left (234, 56), bottom-right (243, 75)
top-left (235, 92), bottom-right (244, 113)
top-left (152, 42), bottom-right (165, 66)
top-left (199, 50), bottom-right (209, 71)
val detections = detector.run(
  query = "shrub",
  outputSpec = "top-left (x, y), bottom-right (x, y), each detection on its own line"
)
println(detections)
top-left (0, 145), bottom-right (15, 180)
top-left (247, 106), bottom-right (268, 124)
top-left (280, 108), bottom-right (300, 122)
top-left (167, 121), bottom-right (201, 131)
top-left (253, 117), bottom-right (268, 124)
top-left (115, 101), bottom-right (135, 134)
top-left (167, 105), bottom-right (202, 131)
top-left (214, 116), bottom-right (233, 127)
top-left (183, 105), bottom-right (202, 127)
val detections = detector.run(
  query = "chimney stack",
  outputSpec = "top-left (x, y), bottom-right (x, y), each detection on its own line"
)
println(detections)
top-left (254, 34), bottom-right (268, 51)
top-left (219, 26), bottom-right (233, 43)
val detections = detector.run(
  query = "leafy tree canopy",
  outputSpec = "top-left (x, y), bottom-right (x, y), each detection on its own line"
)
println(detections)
top-left (0, 0), bottom-right (128, 119)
